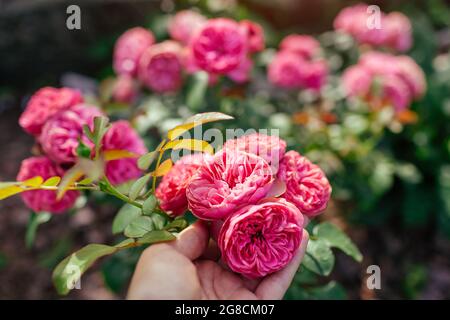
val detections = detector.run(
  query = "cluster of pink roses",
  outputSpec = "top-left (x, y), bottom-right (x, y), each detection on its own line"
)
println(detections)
top-left (156, 133), bottom-right (331, 278)
top-left (17, 87), bottom-right (147, 213)
top-left (112, 10), bottom-right (265, 101)
top-left (268, 35), bottom-right (328, 91)
top-left (342, 52), bottom-right (426, 112)
top-left (334, 3), bottom-right (412, 52)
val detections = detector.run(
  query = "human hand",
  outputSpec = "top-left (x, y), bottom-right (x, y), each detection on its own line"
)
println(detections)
top-left (127, 220), bottom-right (309, 300)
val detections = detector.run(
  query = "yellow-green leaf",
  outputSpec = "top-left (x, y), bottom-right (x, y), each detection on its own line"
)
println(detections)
top-left (167, 112), bottom-right (233, 140)
top-left (137, 151), bottom-right (158, 170)
top-left (0, 185), bottom-right (25, 200)
top-left (162, 139), bottom-right (214, 155)
top-left (153, 159), bottom-right (173, 177)
top-left (22, 176), bottom-right (44, 187)
top-left (57, 166), bottom-right (84, 200)
top-left (103, 149), bottom-right (138, 161)
top-left (77, 178), bottom-right (93, 185)
top-left (43, 176), bottom-right (61, 187)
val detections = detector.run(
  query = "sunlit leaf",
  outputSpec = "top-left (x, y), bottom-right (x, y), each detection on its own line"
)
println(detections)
top-left (167, 112), bottom-right (233, 140)
top-left (302, 238), bottom-right (335, 276)
top-left (112, 204), bottom-right (142, 235)
top-left (22, 176), bottom-right (44, 187)
top-left (43, 176), bottom-right (61, 187)
top-left (103, 149), bottom-right (138, 161)
top-left (162, 139), bottom-right (214, 155)
top-left (57, 166), bottom-right (84, 200)
top-left (153, 159), bottom-right (173, 177)
top-left (0, 185), bottom-right (25, 200)
top-left (77, 178), bottom-right (93, 185)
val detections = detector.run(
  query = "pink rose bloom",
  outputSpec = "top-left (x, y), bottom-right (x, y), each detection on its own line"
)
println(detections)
top-left (334, 4), bottom-right (412, 52)
top-left (384, 12), bottom-right (412, 52)
top-left (102, 120), bottom-right (147, 185)
top-left (392, 56), bottom-right (426, 99)
top-left (280, 34), bottom-right (321, 59)
top-left (342, 65), bottom-right (372, 97)
top-left (301, 59), bottom-right (328, 91)
top-left (240, 20), bottom-right (265, 53)
top-left (17, 156), bottom-right (79, 214)
top-left (218, 198), bottom-right (304, 278)
top-left (168, 10), bottom-right (207, 45)
top-left (278, 151), bottom-right (331, 218)
top-left (40, 104), bottom-right (104, 165)
top-left (268, 51), bottom-right (304, 89)
top-left (381, 74), bottom-right (412, 112)
top-left (223, 133), bottom-right (286, 173)
top-left (113, 27), bottom-right (155, 77)
top-left (190, 18), bottom-right (247, 74)
top-left (227, 56), bottom-right (253, 84)
top-left (187, 150), bottom-right (274, 220)
top-left (138, 41), bottom-right (183, 93)
top-left (156, 153), bottom-right (208, 216)
top-left (112, 75), bottom-right (139, 104)
top-left (19, 87), bottom-right (83, 136)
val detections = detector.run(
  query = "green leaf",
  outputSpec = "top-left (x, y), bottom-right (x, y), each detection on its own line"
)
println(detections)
top-left (25, 212), bottom-right (52, 249)
top-left (128, 174), bottom-right (151, 201)
top-left (137, 151), bottom-right (158, 170)
top-left (142, 195), bottom-right (157, 215)
top-left (305, 281), bottom-right (347, 300)
top-left (76, 141), bottom-right (92, 159)
top-left (313, 222), bottom-right (363, 262)
top-left (302, 238), bottom-right (335, 276)
top-left (167, 112), bottom-right (233, 140)
top-left (164, 218), bottom-right (188, 232)
top-left (137, 230), bottom-right (176, 245)
top-left (124, 216), bottom-right (154, 238)
top-left (52, 244), bottom-right (117, 295)
top-left (151, 213), bottom-right (167, 230)
top-left (112, 204), bottom-right (142, 235)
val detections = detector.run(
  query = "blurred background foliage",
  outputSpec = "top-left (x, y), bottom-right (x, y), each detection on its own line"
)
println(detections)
top-left (0, 0), bottom-right (449, 299)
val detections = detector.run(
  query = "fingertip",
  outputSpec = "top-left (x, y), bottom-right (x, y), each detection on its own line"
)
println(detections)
top-left (172, 220), bottom-right (210, 260)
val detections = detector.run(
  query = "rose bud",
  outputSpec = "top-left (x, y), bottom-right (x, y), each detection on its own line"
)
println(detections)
top-left (17, 156), bottom-right (79, 214)
top-left (218, 198), bottom-right (304, 278)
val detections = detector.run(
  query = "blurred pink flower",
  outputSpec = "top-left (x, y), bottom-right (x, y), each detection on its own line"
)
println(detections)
top-left (138, 41), bottom-right (184, 93)
top-left (227, 56), bottom-right (253, 84)
top-left (218, 198), bottom-right (304, 278)
top-left (333, 4), bottom-right (412, 52)
top-left (187, 149), bottom-right (274, 220)
top-left (156, 153), bottom-right (209, 216)
top-left (381, 74), bottom-right (412, 112)
top-left (240, 20), bottom-right (265, 53)
top-left (112, 75), bottom-right (139, 104)
top-left (280, 34), bottom-right (321, 59)
top-left (223, 133), bottom-right (286, 173)
top-left (19, 87), bottom-right (83, 136)
top-left (342, 65), bottom-right (372, 97)
top-left (268, 51), bottom-right (327, 90)
top-left (268, 51), bottom-right (304, 89)
top-left (113, 27), bottom-right (155, 77)
top-left (168, 10), bottom-right (207, 45)
top-left (17, 156), bottom-right (79, 214)
top-left (190, 18), bottom-right (247, 74)
top-left (40, 104), bottom-right (104, 164)
top-left (277, 151), bottom-right (331, 218)
top-left (102, 120), bottom-right (147, 185)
